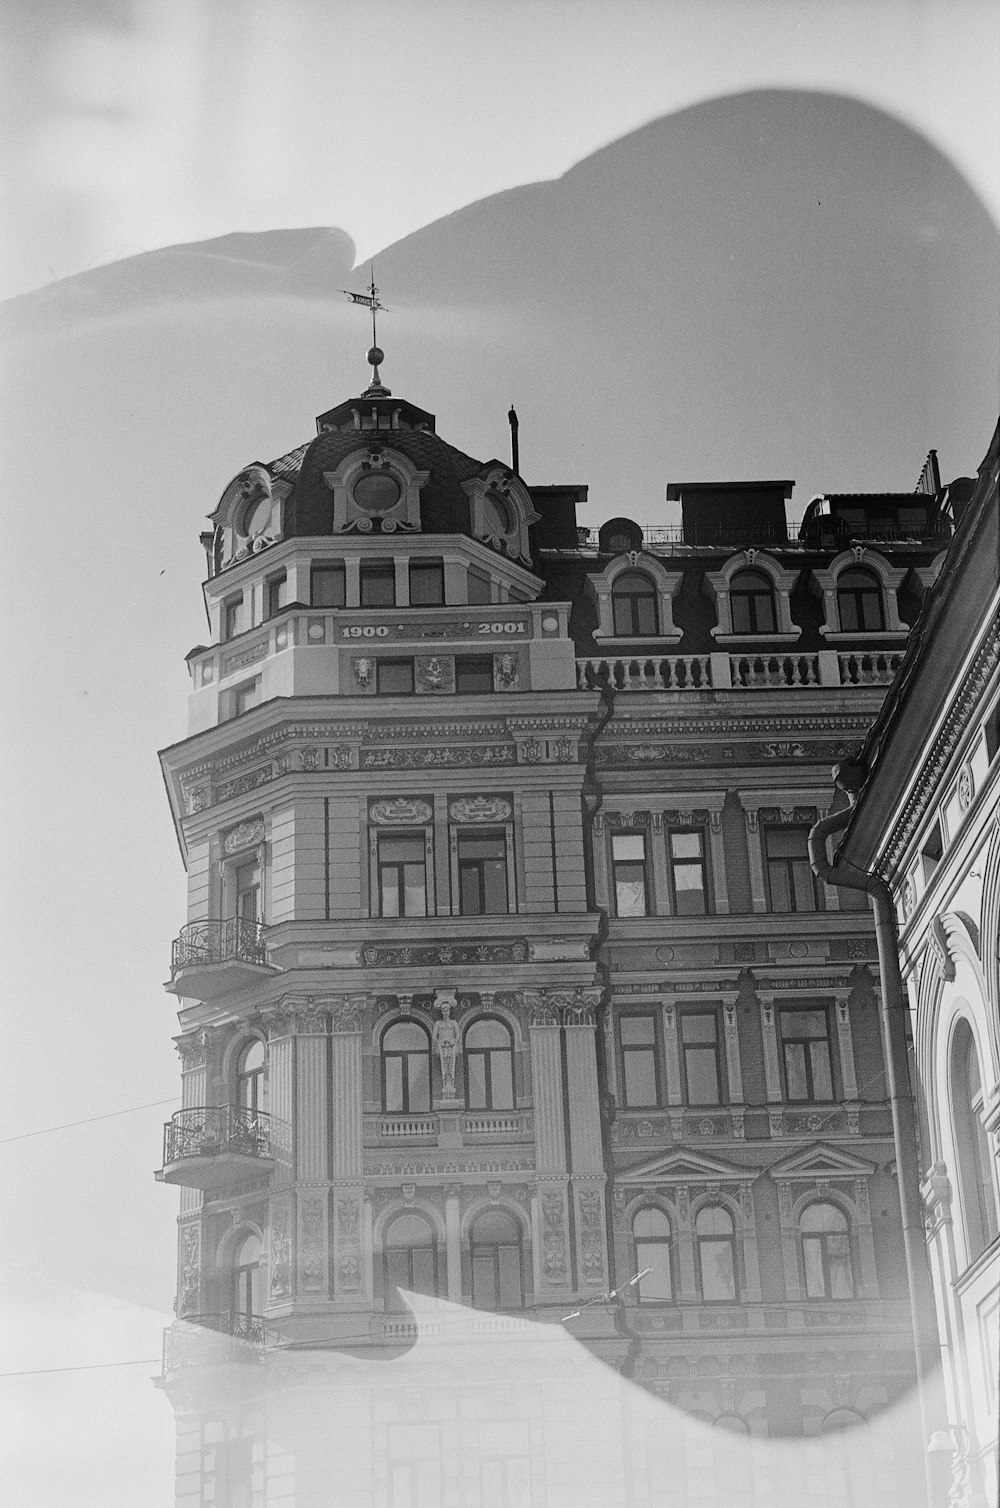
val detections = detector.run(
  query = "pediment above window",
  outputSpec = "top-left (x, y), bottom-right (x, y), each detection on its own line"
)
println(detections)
top-left (323, 445), bottom-right (430, 534)
top-left (811, 547), bottom-right (909, 638)
top-left (767, 1140), bottom-right (875, 1181)
top-left (464, 466), bottom-right (540, 566)
top-left (211, 466), bottom-right (289, 571)
top-left (620, 1146), bottom-right (759, 1185)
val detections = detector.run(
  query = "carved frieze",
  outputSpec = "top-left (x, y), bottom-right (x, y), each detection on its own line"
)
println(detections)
top-left (369, 798), bottom-right (433, 825)
top-left (270, 1204), bottom-right (291, 1299)
top-left (362, 941), bottom-right (527, 967)
top-left (578, 1189), bottom-right (605, 1286)
top-left (178, 1223), bottom-right (200, 1317)
top-left (336, 1198), bottom-right (362, 1292)
top-left (330, 994), bottom-right (369, 1032)
top-left (541, 1189), bottom-right (568, 1284)
top-left (300, 1197), bottom-right (326, 1292)
top-left (448, 795), bottom-right (513, 824)
top-left (494, 653), bottom-right (520, 691)
top-left (363, 746), bottom-right (516, 770)
top-left (525, 987), bottom-right (602, 1027)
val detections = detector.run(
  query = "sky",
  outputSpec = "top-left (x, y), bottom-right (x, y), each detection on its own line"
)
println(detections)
top-left (0, 3), bottom-right (998, 1504)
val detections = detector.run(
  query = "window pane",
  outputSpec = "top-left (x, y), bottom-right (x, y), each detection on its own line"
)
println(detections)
top-left (785, 1011), bottom-right (828, 1038)
top-left (731, 595), bottom-right (752, 634)
top-left (809, 1041), bottom-right (834, 1099)
top-left (407, 1054), bottom-right (430, 1112)
top-left (636, 1240), bottom-right (672, 1300)
top-left (633, 1208), bottom-right (669, 1240)
top-left (624, 1049), bottom-right (657, 1106)
top-left (621, 1015), bottom-right (656, 1045)
top-left (402, 866), bottom-right (427, 917)
top-left (612, 834), bottom-right (645, 861)
top-left (803, 1236), bottom-right (826, 1298)
top-left (498, 1245), bottom-right (522, 1308)
top-left (311, 564), bottom-right (345, 607)
top-left (482, 857), bottom-right (508, 913)
top-left (409, 560), bottom-right (444, 605)
top-left (384, 1057), bottom-right (404, 1112)
top-left (490, 1054), bottom-right (514, 1109)
top-left (673, 863), bottom-right (706, 914)
top-left (455, 656), bottom-right (494, 694)
top-left (411, 1246), bottom-right (437, 1297)
top-left (766, 827), bottom-right (808, 858)
top-left (377, 660), bottom-right (414, 694)
top-left (459, 865), bottom-right (483, 915)
top-left (385, 1022), bottom-right (428, 1052)
top-left (635, 595), bottom-right (658, 635)
top-left (615, 868), bottom-right (647, 916)
top-left (784, 1042), bottom-right (809, 1100)
top-left (360, 563), bottom-right (396, 606)
top-left (700, 1239), bottom-right (736, 1300)
top-left (685, 1046), bottom-right (721, 1104)
top-left (791, 860), bottom-right (817, 912)
top-left (467, 1055), bottom-right (487, 1109)
top-left (380, 871), bottom-right (401, 917)
top-left (768, 861), bottom-right (792, 910)
top-left (828, 1239), bottom-right (854, 1299)
top-left (754, 595), bottom-right (776, 632)
top-left (681, 1014), bottom-right (716, 1043)
top-left (670, 831), bottom-right (703, 860)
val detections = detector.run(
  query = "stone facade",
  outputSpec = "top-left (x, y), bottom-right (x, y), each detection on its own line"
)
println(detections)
top-left (156, 367), bottom-right (955, 1506)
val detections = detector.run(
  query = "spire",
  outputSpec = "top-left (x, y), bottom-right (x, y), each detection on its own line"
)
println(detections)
top-left (340, 261), bottom-right (391, 398)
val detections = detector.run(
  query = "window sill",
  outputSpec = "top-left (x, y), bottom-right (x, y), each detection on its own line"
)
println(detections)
top-left (819, 629), bottom-right (908, 642)
top-left (592, 633), bottom-right (683, 647)
top-left (712, 631), bottom-right (801, 645)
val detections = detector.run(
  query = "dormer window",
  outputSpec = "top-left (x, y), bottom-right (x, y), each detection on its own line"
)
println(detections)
top-left (836, 568), bottom-right (884, 632)
top-left (612, 571), bottom-right (658, 636)
top-left (243, 492), bottom-right (272, 538)
top-left (482, 489), bottom-right (516, 539)
top-left (730, 570), bottom-right (776, 634)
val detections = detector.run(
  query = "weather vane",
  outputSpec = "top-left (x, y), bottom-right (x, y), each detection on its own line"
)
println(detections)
top-left (340, 261), bottom-right (391, 395)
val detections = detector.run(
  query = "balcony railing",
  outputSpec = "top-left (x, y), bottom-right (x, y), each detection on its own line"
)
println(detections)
top-left (577, 648), bottom-right (904, 692)
top-left (162, 1105), bottom-right (271, 1167)
top-left (162, 1311), bottom-right (267, 1373)
top-left (171, 916), bottom-right (267, 972)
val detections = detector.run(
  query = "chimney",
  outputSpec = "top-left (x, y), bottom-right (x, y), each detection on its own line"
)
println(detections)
top-left (508, 406), bottom-right (519, 475)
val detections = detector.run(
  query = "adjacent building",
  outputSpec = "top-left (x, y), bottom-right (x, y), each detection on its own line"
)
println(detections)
top-left (834, 423), bottom-right (1000, 1508)
top-left (156, 349), bottom-right (956, 1506)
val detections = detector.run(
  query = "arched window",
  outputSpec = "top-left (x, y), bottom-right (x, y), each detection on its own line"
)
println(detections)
top-left (470, 1209), bottom-right (524, 1309)
top-left (464, 1018), bottom-right (515, 1110)
top-left (384, 1211), bottom-right (439, 1307)
top-left (729, 569), bottom-right (777, 634)
top-left (952, 1021), bottom-right (999, 1261)
top-left (236, 1039), bottom-right (267, 1115)
top-left (232, 1232), bottom-right (264, 1329)
top-left (696, 1205), bottom-right (738, 1302)
top-left (836, 568), bottom-right (884, 632)
top-left (382, 1021), bottom-right (432, 1113)
top-left (612, 571), bottom-right (658, 636)
top-left (801, 1202), bottom-right (854, 1299)
top-left (632, 1207), bottom-right (673, 1301)
top-left (821, 1410), bottom-right (873, 1508)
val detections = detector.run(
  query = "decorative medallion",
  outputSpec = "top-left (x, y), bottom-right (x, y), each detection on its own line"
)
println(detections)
top-left (957, 765), bottom-right (974, 813)
top-left (353, 657), bottom-right (374, 688)
top-left (415, 656), bottom-right (455, 694)
top-left (448, 795), bottom-right (512, 824)
top-left (223, 818), bottom-right (264, 855)
top-left (370, 798), bottom-right (433, 826)
top-left (494, 653), bottom-right (520, 691)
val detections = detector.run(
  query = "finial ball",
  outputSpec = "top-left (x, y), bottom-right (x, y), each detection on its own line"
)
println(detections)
top-left (367, 345), bottom-right (384, 367)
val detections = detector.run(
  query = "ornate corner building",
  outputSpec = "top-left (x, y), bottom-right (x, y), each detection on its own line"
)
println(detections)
top-left (156, 353), bottom-right (959, 1506)
top-left (838, 423), bottom-right (1000, 1508)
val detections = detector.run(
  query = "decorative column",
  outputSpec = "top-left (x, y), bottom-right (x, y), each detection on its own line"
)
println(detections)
top-left (649, 813), bottom-right (671, 916)
top-left (176, 1032), bottom-right (209, 1222)
top-left (444, 1184), bottom-right (462, 1302)
top-left (290, 999), bottom-right (330, 1300)
top-left (564, 989), bottom-right (608, 1290)
top-left (833, 988), bottom-right (860, 1105)
top-left (527, 991), bottom-right (571, 1297)
top-left (721, 994), bottom-right (745, 1138)
top-left (777, 1180), bottom-right (801, 1301)
top-left (264, 1007), bottom-right (296, 1309)
top-left (739, 801), bottom-right (768, 914)
top-left (707, 805), bottom-right (730, 914)
top-left (852, 1178), bottom-right (879, 1298)
top-left (739, 1182), bottom-right (763, 1302)
top-left (676, 1185), bottom-right (697, 1299)
top-left (660, 1001), bottom-right (684, 1135)
top-left (331, 994), bottom-right (367, 1304)
top-left (756, 989), bottom-right (785, 1135)
top-left (591, 810), bottom-right (610, 911)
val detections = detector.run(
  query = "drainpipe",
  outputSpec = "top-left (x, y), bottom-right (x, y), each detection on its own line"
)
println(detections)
top-left (809, 768), bottom-right (944, 1506)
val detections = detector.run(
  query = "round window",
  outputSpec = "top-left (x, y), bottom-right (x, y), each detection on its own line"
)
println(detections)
top-left (242, 495), bottom-right (272, 537)
top-left (354, 471), bottom-right (402, 514)
top-left (482, 489), bottom-right (514, 537)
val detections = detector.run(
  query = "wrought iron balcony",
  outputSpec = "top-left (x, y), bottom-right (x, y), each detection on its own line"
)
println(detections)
top-left (166, 916), bottom-right (276, 999)
top-left (156, 1105), bottom-right (274, 1191)
top-left (162, 1311), bottom-right (268, 1374)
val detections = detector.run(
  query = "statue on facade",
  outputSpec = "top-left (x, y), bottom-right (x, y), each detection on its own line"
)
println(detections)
top-left (432, 990), bottom-right (461, 1099)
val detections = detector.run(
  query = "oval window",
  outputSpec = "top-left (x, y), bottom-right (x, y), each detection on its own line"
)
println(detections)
top-left (482, 490), bottom-right (515, 537)
top-left (242, 495), bottom-right (272, 537)
top-left (354, 472), bottom-right (402, 514)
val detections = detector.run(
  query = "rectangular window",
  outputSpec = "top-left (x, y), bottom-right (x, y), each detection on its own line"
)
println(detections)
top-left (233, 679), bottom-right (260, 717)
top-left (467, 569), bottom-right (492, 604)
top-left (636, 1240), bottom-right (672, 1301)
top-left (765, 825), bottom-right (818, 912)
top-left (921, 821), bottom-right (943, 882)
top-left (360, 559), bottom-right (396, 607)
top-left (234, 860), bottom-right (261, 922)
top-left (680, 1011), bottom-right (722, 1104)
top-left (377, 659), bottom-right (414, 695)
top-left (780, 1008), bottom-right (834, 1102)
top-left (409, 558), bottom-right (445, 606)
top-left (223, 595), bottom-right (245, 640)
top-left (310, 562), bottom-right (346, 607)
top-left (620, 1014), bottom-right (659, 1106)
top-left (265, 571), bottom-right (287, 618)
top-left (668, 828), bottom-right (709, 915)
top-left (612, 832), bottom-right (648, 917)
top-left (457, 831), bottom-right (508, 915)
top-left (378, 833), bottom-right (427, 917)
top-left (699, 1238), bottom-right (737, 1301)
top-left (455, 655), bottom-right (494, 694)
